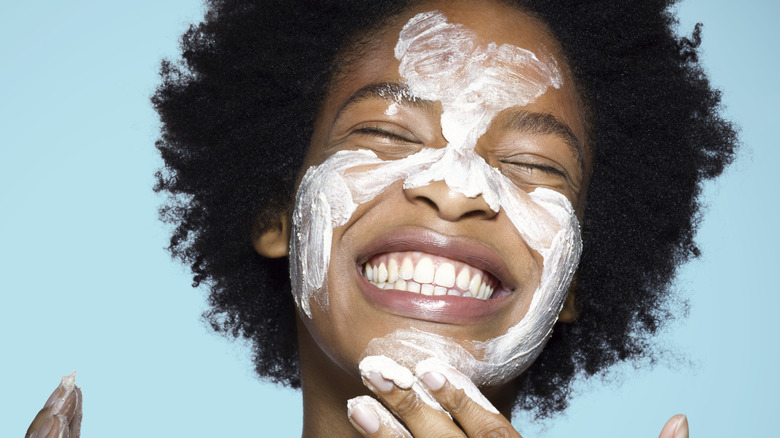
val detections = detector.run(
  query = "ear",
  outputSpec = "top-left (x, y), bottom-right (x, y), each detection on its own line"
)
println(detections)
top-left (557, 275), bottom-right (580, 323)
top-left (252, 214), bottom-right (290, 258)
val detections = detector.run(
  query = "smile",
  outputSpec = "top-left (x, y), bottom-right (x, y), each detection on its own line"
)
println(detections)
top-left (362, 251), bottom-right (500, 299)
top-left (355, 228), bottom-right (518, 324)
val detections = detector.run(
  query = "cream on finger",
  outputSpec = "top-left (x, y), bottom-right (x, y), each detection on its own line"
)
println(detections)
top-left (359, 355), bottom-right (445, 413)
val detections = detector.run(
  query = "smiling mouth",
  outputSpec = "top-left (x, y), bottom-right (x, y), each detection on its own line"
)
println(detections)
top-left (362, 251), bottom-right (500, 299)
top-left (355, 228), bottom-right (519, 324)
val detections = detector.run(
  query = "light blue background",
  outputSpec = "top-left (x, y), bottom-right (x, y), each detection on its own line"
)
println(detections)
top-left (1, 1), bottom-right (776, 436)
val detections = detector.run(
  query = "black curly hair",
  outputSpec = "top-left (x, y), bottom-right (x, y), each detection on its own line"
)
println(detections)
top-left (152, 0), bottom-right (737, 418)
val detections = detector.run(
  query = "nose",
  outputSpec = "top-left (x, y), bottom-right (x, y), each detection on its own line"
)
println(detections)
top-left (404, 180), bottom-right (497, 222)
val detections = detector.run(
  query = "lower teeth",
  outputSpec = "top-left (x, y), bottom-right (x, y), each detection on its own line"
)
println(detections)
top-left (365, 278), bottom-right (493, 299)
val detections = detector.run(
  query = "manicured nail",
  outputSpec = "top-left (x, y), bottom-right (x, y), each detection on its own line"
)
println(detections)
top-left (674, 414), bottom-right (688, 438)
top-left (421, 371), bottom-right (446, 391)
top-left (349, 399), bottom-right (380, 434)
top-left (366, 371), bottom-right (395, 392)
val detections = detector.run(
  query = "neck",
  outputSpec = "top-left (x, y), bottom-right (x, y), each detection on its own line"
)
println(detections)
top-left (297, 317), bottom-right (367, 438)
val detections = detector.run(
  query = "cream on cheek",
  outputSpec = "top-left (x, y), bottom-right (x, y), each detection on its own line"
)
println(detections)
top-left (290, 11), bottom-right (582, 394)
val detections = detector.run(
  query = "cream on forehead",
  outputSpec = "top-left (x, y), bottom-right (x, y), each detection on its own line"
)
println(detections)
top-left (396, 10), bottom-right (562, 151)
top-left (290, 10), bottom-right (580, 386)
top-left (399, 10), bottom-right (563, 210)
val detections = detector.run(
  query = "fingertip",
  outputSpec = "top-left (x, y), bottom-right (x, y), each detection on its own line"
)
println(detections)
top-left (365, 371), bottom-right (395, 393)
top-left (415, 357), bottom-right (499, 415)
top-left (674, 414), bottom-right (688, 438)
top-left (659, 414), bottom-right (688, 438)
top-left (420, 371), bottom-right (446, 391)
top-left (348, 397), bottom-right (381, 435)
top-left (359, 356), bottom-right (414, 390)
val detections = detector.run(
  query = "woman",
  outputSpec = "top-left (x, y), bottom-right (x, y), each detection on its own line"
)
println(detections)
top-left (27, 0), bottom-right (737, 436)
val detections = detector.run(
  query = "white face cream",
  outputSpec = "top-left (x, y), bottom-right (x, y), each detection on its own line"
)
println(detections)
top-left (290, 11), bottom-right (582, 386)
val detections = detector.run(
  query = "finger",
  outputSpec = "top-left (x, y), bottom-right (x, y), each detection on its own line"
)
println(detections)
top-left (348, 396), bottom-right (412, 438)
top-left (26, 371), bottom-right (82, 438)
top-left (415, 358), bottom-right (522, 438)
top-left (359, 356), bottom-right (465, 437)
top-left (658, 414), bottom-right (688, 438)
top-left (69, 387), bottom-right (83, 438)
top-left (31, 415), bottom-right (59, 438)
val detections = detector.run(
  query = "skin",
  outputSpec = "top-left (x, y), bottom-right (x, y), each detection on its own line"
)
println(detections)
top-left (268, 1), bottom-right (589, 435)
top-left (298, 0), bottom-right (587, 367)
top-left (257, 1), bottom-right (686, 436)
top-left (26, 373), bottom-right (82, 438)
top-left (22, 2), bottom-right (690, 437)
top-left (25, 1), bottom-right (690, 436)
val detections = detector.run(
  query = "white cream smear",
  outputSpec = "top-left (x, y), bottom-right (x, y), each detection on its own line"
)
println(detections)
top-left (416, 357), bottom-right (499, 414)
top-left (359, 355), bottom-right (447, 413)
top-left (291, 9), bottom-right (582, 395)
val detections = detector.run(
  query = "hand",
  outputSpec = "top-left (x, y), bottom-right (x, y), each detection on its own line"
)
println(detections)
top-left (348, 356), bottom-right (521, 437)
top-left (658, 414), bottom-right (689, 438)
top-left (26, 372), bottom-right (82, 438)
top-left (347, 356), bottom-right (690, 438)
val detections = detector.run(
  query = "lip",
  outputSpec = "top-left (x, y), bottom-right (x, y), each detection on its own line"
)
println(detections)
top-left (356, 227), bottom-right (518, 324)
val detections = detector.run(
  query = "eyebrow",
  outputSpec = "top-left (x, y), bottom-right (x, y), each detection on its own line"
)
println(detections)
top-left (333, 81), bottom-right (585, 173)
top-left (497, 110), bottom-right (585, 172)
top-left (333, 82), bottom-right (437, 123)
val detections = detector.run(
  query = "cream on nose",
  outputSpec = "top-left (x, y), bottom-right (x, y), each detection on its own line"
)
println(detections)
top-left (404, 180), bottom-right (497, 222)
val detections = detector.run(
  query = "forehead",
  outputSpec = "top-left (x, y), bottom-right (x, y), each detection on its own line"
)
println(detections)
top-left (330, 2), bottom-right (560, 99)
top-left (313, 0), bottom-right (589, 164)
top-left (408, 0), bottom-right (558, 48)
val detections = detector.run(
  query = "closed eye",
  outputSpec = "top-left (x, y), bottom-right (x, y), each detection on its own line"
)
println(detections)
top-left (353, 127), bottom-right (422, 144)
top-left (499, 160), bottom-right (567, 178)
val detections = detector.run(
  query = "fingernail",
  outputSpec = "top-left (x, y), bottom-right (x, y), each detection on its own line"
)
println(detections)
top-left (34, 415), bottom-right (58, 438)
top-left (349, 400), bottom-right (380, 434)
top-left (674, 414), bottom-right (688, 438)
top-left (366, 372), bottom-right (394, 392)
top-left (421, 371), bottom-right (446, 391)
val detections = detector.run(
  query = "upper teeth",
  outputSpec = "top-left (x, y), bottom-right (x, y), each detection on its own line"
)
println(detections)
top-left (362, 251), bottom-right (497, 300)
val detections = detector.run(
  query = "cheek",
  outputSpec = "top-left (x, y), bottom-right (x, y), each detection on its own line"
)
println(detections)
top-left (289, 163), bottom-right (354, 318)
top-left (300, 281), bottom-right (375, 374)
top-left (289, 150), bottom-right (414, 318)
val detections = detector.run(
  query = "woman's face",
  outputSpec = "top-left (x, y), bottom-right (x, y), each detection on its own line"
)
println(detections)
top-left (290, 0), bottom-right (590, 386)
